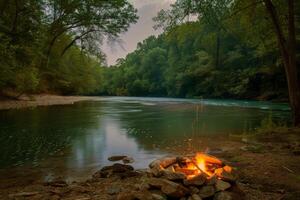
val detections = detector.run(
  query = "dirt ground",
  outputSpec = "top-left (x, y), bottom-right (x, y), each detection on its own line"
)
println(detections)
top-left (0, 128), bottom-right (299, 200)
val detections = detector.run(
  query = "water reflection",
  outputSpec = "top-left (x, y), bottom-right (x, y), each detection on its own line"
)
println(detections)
top-left (0, 97), bottom-right (290, 182)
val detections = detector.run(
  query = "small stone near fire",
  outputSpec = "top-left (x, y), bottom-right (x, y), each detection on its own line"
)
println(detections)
top-left (148, 178), bottom-right (189, 198)
top-left (122, 156), bottom-right (135, 164)
top-left (137, 182), bottom-right (150, 191)
top-left (188, 194), bottom-right (202, 200)
top-left (162, 170), bottom-right (186, 180)
top-left (198, 185), bottom-right (215, 198)
top-left (206, 175), bottom-right (218, 185)
top-left (107, 185), bottom-right (121, 195)
top-left (183, 173), bottom-right (207, 186)
top-left (189, 186), bottom-right (200, 194)
top-left (151, 191), bottom-right (168, 200)
top-left (215, 179), bottom-right (231, 191)
top-left (94, 163), bottom-right (134, 178)
top-left (213, 191), bottom-right (233, 200)
top-left (151, 193), bottom-right (166, 200)
top-left (116, 192), bottom-right (136, 200)
top-left (108, 155), bottom-right (127, 161)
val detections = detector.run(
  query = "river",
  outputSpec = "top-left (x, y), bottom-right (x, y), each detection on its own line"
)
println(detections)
top-left (0, 97), bottom-right (290, 183)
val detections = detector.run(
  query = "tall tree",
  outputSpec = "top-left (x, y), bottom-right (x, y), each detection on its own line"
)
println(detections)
top-left (262, 0), bottom-right (300, 126)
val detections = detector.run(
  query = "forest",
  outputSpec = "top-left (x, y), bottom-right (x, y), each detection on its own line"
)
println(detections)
top-left (0, 0), bottom-right (299, 124)
top-left (0, 0), bottom-right (137, 96)
top-left (100, 0), bottom-right (299, 102)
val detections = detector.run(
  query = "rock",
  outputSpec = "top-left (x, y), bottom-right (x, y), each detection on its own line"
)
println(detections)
top-left (214, 191), bottom-right (233, 200)
top-left (215, 168), bottom-right (237, 182)
top-left (132, 190), bottom-right (162, 200)
top-left (183, 173), bottom-right (207, 186)
top-left (206, 175), bottom-right (218, 185)
top-left (117, 192), bottom-right (136, 200)
top-left (151, 192), bottom-right (168, 200)
top-left (122, 156), bottom-right (135, 164)
top-left (45, 179), bottom-right (68, 187)
top-left (9, 192), bottom-right (39, 197)
top-left (162, 170), bottom-right (186, 181)
top-left (148, 178), bottom-right (189, 198)
top-left (108, 155), bottom-right (127, 161)
top-left (94, 163), bottom-right (134, 178)
top-left (189, 194), bottom-right (202, 200)
top-left (117, 191), bottom-right (156, 200)
top-left (240, 145), bottom-right (262, 153)
top-left (107, 185), bottom-right (121, 195)
top-left (119, 171), bottom-right (141, 179)
top-left (150, 165), bottom-right (164, 177)
top-left (215, 180), bottom-right (231, 191)
top-left (198, 186), bottom-right (215, 198)
top-left (189, 186), bottom-right (200, 194)
top-left (137, 182), bottom-right (150, 190)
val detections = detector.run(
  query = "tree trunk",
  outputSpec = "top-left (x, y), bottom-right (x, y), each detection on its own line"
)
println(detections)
top-left (264, 0), bottom-right (300, 126)
top-left (287, 0), bottom-right (300, 126)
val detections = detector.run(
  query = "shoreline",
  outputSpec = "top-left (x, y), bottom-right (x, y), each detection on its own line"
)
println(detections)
top-left (0, 95), bottom-right (96, 110)
top-left (0, 129), bottom-right (299, 199)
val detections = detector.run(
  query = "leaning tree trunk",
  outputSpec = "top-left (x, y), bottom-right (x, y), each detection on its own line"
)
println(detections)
top-left (264, 0), bottom-right (300, 126)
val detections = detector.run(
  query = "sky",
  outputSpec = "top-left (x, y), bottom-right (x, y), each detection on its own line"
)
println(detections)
top-left (103, 0), bottom-right (175, 65)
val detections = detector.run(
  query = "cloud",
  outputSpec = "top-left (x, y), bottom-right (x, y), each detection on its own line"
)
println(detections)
top-left (103, 0), bottom-right (175, 65)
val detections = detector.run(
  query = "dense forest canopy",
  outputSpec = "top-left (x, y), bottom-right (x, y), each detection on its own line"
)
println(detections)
top-left (99, 0), bottom-right (299, 99)
top-left (0, 0), bottom-right (137, 95)
top-left (0, 0), bottom-right (299, 124)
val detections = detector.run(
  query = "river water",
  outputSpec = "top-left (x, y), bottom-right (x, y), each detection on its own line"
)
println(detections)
top-left (0, 97), bottom-right (290, 182)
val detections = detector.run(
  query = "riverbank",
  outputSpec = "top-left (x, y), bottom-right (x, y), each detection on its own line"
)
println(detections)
top-left (0, 95), bottom-right (96, 110)
top-left (0, 128), bottom-right (299, 200)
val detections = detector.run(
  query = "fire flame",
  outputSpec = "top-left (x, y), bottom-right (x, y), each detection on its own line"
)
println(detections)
top-left (179, 153), bottom-right (227, 179)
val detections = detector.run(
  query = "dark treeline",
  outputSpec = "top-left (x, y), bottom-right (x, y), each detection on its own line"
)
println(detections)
top-left (0, 0), bottom-right (137, 96)
top-left (99, 0), bottom-right (299, 102)
top-left (1, 0), bottom-right (300, 124)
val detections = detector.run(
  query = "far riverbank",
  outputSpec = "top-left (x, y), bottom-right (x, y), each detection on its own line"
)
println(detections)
top-left (0, 95), bottom-right (96, 110)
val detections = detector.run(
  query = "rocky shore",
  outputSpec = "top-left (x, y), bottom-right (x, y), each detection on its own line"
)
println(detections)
top-left (0, 125), bottom-right (299, 200)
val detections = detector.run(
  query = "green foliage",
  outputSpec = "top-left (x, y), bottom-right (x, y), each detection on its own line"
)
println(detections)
top-left (0, 0), bottom-right (137, 96)
top-left (15, 68), bottom-right (39, 95)
top-left (98, 0), bottom-right (297, 100)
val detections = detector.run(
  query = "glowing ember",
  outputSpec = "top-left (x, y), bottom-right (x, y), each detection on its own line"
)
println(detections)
top-left (174, 153), bottom-right (229, 179)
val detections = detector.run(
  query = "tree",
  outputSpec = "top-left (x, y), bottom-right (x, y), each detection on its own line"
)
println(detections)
top-left (261, 0), bottom-right (300, 126)
top-left (154, 0), bottom-right (300, 126)
top-left (43, 0), bottom-right (138, 65)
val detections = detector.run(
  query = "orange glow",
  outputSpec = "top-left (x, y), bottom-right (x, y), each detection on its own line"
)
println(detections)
top-left (195, 153), bottom-right (222, 176)
top-left (174, 153), bottom-right (226, 179)
top-left (190, 153), bottom-right (223, 177)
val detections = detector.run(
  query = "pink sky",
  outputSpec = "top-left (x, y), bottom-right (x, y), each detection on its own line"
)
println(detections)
top-left (103, 0), bottom-right (175, 65)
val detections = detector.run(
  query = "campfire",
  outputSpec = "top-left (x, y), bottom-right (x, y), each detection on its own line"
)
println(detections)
top-left (149, 153), bottom-right (236, 182)
top-left (98, 153), bottom-right (240, 199)
top-left (146, 153), bottom-right (238, 199)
